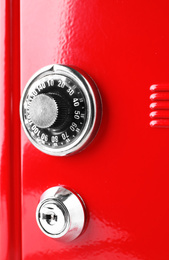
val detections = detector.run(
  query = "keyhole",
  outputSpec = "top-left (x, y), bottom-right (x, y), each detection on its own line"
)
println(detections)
top-left (42, 212), bottom-right (58, 225)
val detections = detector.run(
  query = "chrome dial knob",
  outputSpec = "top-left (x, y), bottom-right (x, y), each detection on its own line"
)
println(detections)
top-left (20, 64), bottom-right (102, 156)
top-left (29, 94), bottom-right (58, 129)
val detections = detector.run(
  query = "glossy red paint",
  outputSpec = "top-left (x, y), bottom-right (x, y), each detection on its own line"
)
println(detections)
top-left (1, 0), bottom-right (169, 259)
top-left (0, 0), bottom-right (21, 259)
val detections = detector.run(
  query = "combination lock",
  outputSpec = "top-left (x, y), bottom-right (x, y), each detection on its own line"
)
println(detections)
top-left (20, 64), bottom-right (102, 156)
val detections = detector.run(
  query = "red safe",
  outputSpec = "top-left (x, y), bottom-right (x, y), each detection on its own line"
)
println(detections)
top-left (1, 0), bottom-right (169, 259)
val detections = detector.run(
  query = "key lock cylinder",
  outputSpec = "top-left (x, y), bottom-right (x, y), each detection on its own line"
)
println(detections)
top-left (36, 186), bottom-right (86, 241)
top-left (20, 64), bottom-right (102, 240)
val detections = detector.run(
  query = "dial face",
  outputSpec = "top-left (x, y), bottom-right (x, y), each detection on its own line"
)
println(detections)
top-left (22, 74), bottom-right (88, 150)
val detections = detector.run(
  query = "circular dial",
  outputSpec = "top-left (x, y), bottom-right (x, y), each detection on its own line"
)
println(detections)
top-left (20, 64), bottom-right (102, 156)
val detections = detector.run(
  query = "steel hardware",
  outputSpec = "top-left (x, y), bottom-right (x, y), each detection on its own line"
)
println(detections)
top-left (36, 186), bottom-right (86, 241)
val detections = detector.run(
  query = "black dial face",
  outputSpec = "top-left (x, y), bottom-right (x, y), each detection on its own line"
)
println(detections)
top-left (23, 74), bottom-right (87, 149)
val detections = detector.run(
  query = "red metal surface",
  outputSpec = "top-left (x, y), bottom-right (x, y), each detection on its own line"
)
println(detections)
top-left (0, 0), bottom-right (21, 259)
top-left (1, 0), bottom-right (169, 259)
